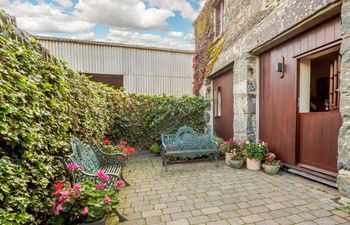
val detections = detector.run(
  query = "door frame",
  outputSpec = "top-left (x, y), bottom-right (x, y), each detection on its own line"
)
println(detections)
top-left (295, 43), bottom-right (341, 177)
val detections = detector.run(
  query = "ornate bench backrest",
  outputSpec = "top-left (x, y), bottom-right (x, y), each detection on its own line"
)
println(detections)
top-left (162, 126), bottom-right (217, 151)
top-left (70, 137), bottom-right (101, 174)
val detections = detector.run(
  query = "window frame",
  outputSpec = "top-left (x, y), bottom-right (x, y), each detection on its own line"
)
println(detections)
top-left (213, 0), bottom-right (224, 37)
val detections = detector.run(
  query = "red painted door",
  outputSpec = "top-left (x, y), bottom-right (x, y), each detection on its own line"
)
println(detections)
top-left (213, 70), bottom-right (233, 140)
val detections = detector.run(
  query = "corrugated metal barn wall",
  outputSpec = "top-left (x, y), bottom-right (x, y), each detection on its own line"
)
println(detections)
top-left (37, 38), bottom-right (194, 96)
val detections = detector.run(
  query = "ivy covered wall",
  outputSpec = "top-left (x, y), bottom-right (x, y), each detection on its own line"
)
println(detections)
top-left (192, 3), bottom-right (224, 96)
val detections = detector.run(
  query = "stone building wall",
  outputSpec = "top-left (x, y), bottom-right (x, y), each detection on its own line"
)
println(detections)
top-left (196, 0), bottom-right (350, 193)
top-left (337, 0), bottom-right (350, 195)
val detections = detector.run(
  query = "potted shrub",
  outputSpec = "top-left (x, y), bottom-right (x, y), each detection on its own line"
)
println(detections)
top-left (50, 165), bottom-right (125, 225)
top-left (243, 141), bottom-right (268, 171)
top-left (262, 152), bottom-right (282, 175)
top-left (228, 146), bottom-right (244, 169)
top-left (150, 143), bottom-right (160, 154)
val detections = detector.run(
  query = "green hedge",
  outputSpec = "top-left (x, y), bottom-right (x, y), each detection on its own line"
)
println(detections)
top-left (109, 92), bottom-right (207, 148)
top-left (0, 16), bottom-right (207, 224)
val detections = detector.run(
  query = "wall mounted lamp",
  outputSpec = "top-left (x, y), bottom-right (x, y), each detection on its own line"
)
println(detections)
top-left (276, 56), bottom-right (285, 78)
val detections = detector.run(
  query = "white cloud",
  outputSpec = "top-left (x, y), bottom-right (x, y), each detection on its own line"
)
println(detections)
top-left (70, 31), bottom-right (95, 39)
top-left (168, 31), bottom-right (183, 38)
top-left (184, 33), bottom-right (194, 43)
top-left (53, 0), bottom-right (74, 8)
top-left (148, 0), bottom-right (198, 21)
top-left (0, 0), bottom-right (94, 33)
top-left (106, 28), bottom-right (193, 50)
top-left (74, 0), bottom-right (174, 30)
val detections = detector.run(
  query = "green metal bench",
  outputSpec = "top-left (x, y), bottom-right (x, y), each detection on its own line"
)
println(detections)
top-left (161, 126), bottom-right (218, 171)
top-left (56, 137), bottom-right (129, 221)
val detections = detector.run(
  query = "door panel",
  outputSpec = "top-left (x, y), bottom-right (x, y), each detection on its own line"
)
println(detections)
top-left (213, 70), bottom-right (233, 140)
top-left (298, 111), bottom-right (341, 173)
top-left (259, 43), bottom-right (297, 165)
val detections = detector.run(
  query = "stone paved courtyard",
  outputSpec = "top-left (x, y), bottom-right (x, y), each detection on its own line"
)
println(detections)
top-left (114, 154), bottom-right (350, 225)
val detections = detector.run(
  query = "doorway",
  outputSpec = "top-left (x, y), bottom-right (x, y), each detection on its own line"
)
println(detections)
top-left (298, 48), bottom-right (342, 175)
top-left (213, 70), bottom-right (233, 140)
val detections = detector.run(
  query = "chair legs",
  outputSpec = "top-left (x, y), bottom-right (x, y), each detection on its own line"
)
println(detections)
top-left (115, 210), bottom-right (127, 222)
top-left (120, 171), bottom-right (130, 186)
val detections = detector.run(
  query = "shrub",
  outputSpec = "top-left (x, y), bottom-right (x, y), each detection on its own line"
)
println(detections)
top-left (150, 143), bottom-right (160, 154)
top-left (108, 92), bottom-right (208, 148)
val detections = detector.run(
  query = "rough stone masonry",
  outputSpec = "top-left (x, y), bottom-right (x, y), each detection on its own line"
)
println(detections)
top-left (198, 0), bottom-right (350, 194)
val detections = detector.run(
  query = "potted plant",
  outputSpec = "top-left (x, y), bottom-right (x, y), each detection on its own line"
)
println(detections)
top-left (101, 139), bottom-right (136, 155)
top-left (150, 143), bottom-right (160, 154)
top-left (243, 141), bottom-right (268, 171)
top-left (262, 152), bottom-right (282, 175)
top-left (50, 165), bottom-right (125, 225)
top-left (218, 139), bottom-right (237, 165)
top-left (228, 146), bottom-right (244, 169)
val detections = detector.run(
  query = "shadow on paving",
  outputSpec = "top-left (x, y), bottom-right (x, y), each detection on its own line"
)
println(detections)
top-left (108, 153), bottom-right (350, 225)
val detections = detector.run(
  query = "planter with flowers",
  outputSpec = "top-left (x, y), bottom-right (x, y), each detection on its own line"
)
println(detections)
top-left (243, 141), bottom-right (268, 171)
top-left (228, 145), bottom-right (244, 169)
top-left (101, 139), bottom-right (136, 155)
top-left (218, 138), bottom-right (240, 165)
top-left (262, 152), bottom-right (282, 175)
top-left (50, 163), bottom-right (126, 224)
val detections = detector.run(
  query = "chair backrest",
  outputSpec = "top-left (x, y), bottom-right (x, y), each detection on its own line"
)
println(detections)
top-left (70, 137), bottom-right (101, 174)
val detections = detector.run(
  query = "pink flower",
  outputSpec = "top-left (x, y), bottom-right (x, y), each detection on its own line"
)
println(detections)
top-left (55, 203), bottom-right (62, 215)
top-left (67, 163), bottom-right (78, 171)
top-left (97, 170), bottom-right (109, 181)
top-left (115, 180), bottom-right (125, 187)
top-left (245, 140), bottom-right (250, 144)
top-left (104, 195), bottom-right (112, 205)
top-left (58, 191), bottom-right (70, 202)
top-left (73, 183), bottom-right (81, 191)
top-left (82, 207), bottom-right (89, 215)
top-left (96, 183), bottom-right (106, 190)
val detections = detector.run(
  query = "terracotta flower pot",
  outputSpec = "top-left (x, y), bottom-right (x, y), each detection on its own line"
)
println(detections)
top-left (228, 159), bottom-right (244, 169)
top-left (80, 216), bottom-right (106, 225)
top-left (262, 163), bottom-right (280, 175)
top-left (225, 152), bottom-right (233, 165)
top-left (246, 158), bottom-right (261, 171)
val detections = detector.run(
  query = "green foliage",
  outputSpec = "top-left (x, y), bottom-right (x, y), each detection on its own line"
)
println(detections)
top-left (0, 29), bottom-right (116, 223)
top-left (0, 17), bottom-right (207, 224)
top-left (150, 143), bottom-right (160, 154)
top-left (109, 92), bottom-right (208, 148)
top-left (243, 142), bottom-right (269, 161)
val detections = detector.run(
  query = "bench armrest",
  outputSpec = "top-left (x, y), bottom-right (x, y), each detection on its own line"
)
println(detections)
top-left (94, 145), bottom-right (127, 166)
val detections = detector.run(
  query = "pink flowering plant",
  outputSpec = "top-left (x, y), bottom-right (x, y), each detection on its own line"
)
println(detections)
top-left (50, 164), bottom-right (124, 224)
top-left (218, 138), bottom-right (242, 156)
top-left (264, 152), bottom-right (282, 166)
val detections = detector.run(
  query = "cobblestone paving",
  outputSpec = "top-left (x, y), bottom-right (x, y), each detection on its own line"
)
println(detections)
top-left (117, 154), bottom-right (350, 225)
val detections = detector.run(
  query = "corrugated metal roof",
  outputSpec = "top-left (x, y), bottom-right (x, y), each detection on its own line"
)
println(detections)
top-left (35, 35), bottom-right (194, 54)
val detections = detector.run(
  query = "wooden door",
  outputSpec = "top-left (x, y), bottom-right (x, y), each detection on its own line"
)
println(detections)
top-left (259, 43), bottom-right (297, 165)
top-left (298, 56), bottom-right (341, 174)
top-left (213, 70), bottom-right (233, 140)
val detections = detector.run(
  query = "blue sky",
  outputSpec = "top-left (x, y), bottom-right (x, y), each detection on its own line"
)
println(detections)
top-left (0, 0), bottom-right (204, 50)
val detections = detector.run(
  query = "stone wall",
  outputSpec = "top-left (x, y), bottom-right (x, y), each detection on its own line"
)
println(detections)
top-left (233, 53), bottom-right (256, 141)
top-left (338, 0), bottom-right (350, 195)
